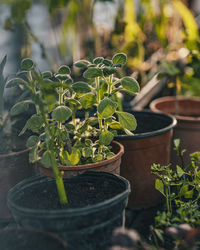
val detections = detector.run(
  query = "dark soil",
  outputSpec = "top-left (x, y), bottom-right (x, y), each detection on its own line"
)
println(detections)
top-left (13, 175), bottom-right (125, 210)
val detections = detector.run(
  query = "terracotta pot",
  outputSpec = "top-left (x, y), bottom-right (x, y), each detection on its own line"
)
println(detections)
top-left (0, 149), bottom-right (35, 221)
top-left (150, 96), bottom-right (200, 166)
top-left (115, 110), bottom-right (177, 210)
top-left (39, 140), bottom-right (124, 178)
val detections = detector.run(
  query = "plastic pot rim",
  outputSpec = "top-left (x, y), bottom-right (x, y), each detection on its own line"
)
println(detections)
top-left (7, 172), bottom-right (130, 218)
top-left (115, 109), bottom-right (177, 140)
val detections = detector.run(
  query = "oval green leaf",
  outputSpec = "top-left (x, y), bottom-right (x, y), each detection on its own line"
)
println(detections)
top-left (93, 57), bottom-right (104, 64)
top-left (26, 135), bottom-right (39, 148)
top-left (52, 106), bottom-right (72, 123)
top-left (112, 53), bottom-right (127, 65)
top-left (99, 130), bottom-right (114, 145)
top-left (26, 114), bottom-right (43, 133)
top-left (103, 67), bottom-right (117, 76)
top-left (74, 60), bottom-right (90, 68)
top-left (10, 100), bottom-right (32, 116)
top-left (116, 111), bottom-right (137, 131)
top-left (80, 93), bottom-right (96, 110)
top-left (72, 81), bottom-right (91, 95)
top-left (6, 78), bottom-right (27, 88)
top-left (83, 67), bottom-right (103, 79)
top-left (121, 77), bottom-right (140, 94)
top-left (58, 65), bottom-right (71, 75)
top-left (21, 58), bottom-right (34, 70)
top-left (97, 98), bottom-right (116, 119)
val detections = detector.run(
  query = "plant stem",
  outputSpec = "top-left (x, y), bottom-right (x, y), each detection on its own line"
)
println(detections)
top-left (108, 75), bottom-right (113, 94)
top-left (42, 112), bottom-right (68, 205)
top-left (96, 76), bottom-right (103, 130)
top-left (49, 149), bottom-right (68, 205)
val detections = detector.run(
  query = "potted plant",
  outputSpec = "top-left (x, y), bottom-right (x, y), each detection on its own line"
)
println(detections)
top-left (6, 53), bottom-right (137, 249)
top-left (0, 55), bottom-right (35, 224)
top-left (150, 139), bottom-right (200, 249)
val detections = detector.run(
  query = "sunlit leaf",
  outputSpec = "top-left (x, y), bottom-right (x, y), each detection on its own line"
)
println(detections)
top-left (121, 76), bottom-right (140, 94)
top-left (99, 130), bottom-right (114, 145)
top-left (80, 93), bottom-right (96, 109)
top-left (112, 53), bottom-right (127, 65)
top-left (97, 98), bottom-right (116, 118)
top-left (155, 179), bottom-right (165, 197)
top-left (116, 111), bottom-right (137, 131)
top-left (83, 67), bottom-right (103, 79)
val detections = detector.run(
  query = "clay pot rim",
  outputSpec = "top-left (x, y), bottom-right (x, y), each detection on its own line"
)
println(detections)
top-left (0, 148), bottom-right (29, 159)
top-left (150, 96), bottom-right (200, 122)
top-left (39, 140), bottom-right (124, 171)
top-left (115, 110), bottom-right (177, 140)
top-left (54, 140), bottom-right (124, 170)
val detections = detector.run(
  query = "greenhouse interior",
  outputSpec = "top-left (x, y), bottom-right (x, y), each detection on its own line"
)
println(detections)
top-left (1, 0), bottom-right (200, 249)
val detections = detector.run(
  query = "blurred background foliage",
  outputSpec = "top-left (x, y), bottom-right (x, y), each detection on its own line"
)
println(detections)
top-left (1, 0), bottom-right (200, 96)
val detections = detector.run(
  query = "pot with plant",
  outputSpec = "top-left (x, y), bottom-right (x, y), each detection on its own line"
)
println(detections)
top-left (0, 55), bottom-right (35, 224)
top-left (6, 53), bottom-right (137, 249)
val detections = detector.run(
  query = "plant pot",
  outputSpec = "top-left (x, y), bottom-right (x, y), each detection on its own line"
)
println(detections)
top-left (0, 228), bottom-right (67, 250)
top-left (39, 140), bottom-right (124, 177)
top-left (115, 110), bottom-right (177, 210)
top-left (0, 148), bottom-right (35, 222)
top-left (7, 171), bottom-right (130, 250)
top-left (150, 96), bottom-right (200, 166)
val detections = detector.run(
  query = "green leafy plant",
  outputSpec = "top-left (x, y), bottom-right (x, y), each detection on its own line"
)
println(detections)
top-left (7, 53), bottom-right (140, 205)
top-left (150, 139), bottom-right (200, 247)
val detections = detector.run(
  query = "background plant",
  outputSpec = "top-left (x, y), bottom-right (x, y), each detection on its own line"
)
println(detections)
top-left (150, 139), bottom-right (200, 247)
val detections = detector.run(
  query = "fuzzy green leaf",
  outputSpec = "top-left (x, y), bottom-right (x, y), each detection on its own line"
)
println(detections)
top-left (6, 78), bottom-right (27, 88)
top-left (112, 53), bottom-right (127, 65)
top-left (72, 82), bottom-right (91, 95)
top-left (80, 93), bottom-right (96, 109)
top-left (177, 165), bottom-right (185, 178)
top-left (103, 59), bottom-right (112, 66)
top-left (116, 111), bottom-right (137, 131)
top-left (21, 58), bottom-right (34, 70)
top-left (83, 67), bottom-right (103, 79)
top-left (93, 57), bottom-right (104, 64)
top-left (103, 67), bottom-right (117, 76)
top-left (99, 130), bottom-right (114, 145)
top-left (82, 147), bottom-right (93, 158)
top-left (155, 179), bottom-right (165, 197)
top-left (121, 77), bottom-right (140, 94)
top-left (97, 98), bottom-right (116, 119)
top-left (62, 148), bottom-right (80, 166)
top-left (74, 60), bottom-right (90, 68)
top-left (10, 100), bottom-right (32, 116)
top-left (26, 135), bottom-right (39, 148)
top-left (52, 106), bottom-right (72, 123)
top-left (26, 114), bottom-right (43, 133)
top-left (41, 150), bottom-right (51, 167)
top-left (42, 71), bottom-right (53, 79)
top-left (58, 65), bottom-right (71, 75)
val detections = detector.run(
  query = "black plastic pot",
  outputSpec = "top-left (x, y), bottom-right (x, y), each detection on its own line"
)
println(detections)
top-left (0, 228), bottom-right (67, 250)
top-left (7, 171), bottom-right (130, 250)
